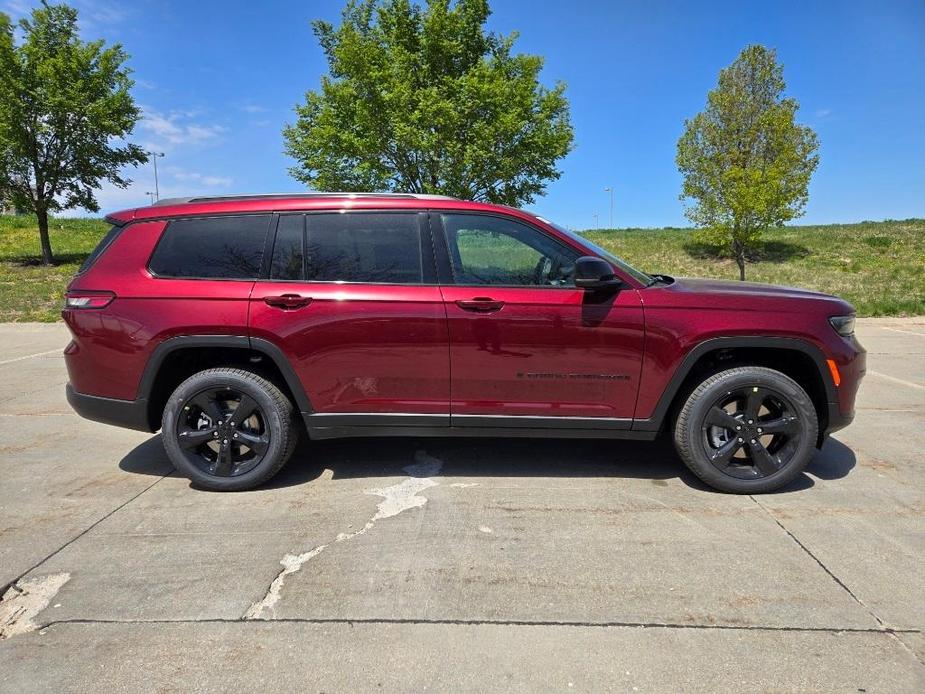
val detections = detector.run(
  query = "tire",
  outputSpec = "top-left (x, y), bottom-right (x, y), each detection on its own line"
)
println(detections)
top-left (673, 366), bottom-right (818, 494)
top-left (162, 368), bottom-right (297, 491)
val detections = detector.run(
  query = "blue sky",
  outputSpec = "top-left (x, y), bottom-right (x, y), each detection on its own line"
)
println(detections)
top-left (4, 0), bottom-right (924, 228)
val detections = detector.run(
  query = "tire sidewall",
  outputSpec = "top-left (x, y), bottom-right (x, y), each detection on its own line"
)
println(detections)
top-left (162, 370), bottom-right (290, 491)
top-left (677, 368), bottom-right (819, 493)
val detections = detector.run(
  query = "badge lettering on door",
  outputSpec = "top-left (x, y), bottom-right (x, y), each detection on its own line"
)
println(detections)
top-left (516, 372), bottom-right (630, 381)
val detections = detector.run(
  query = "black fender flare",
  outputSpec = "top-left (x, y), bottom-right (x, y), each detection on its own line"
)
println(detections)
top-left (632, 336), bottom-right (836, 432)
top-left (137, 334), bottom-right (313, 417)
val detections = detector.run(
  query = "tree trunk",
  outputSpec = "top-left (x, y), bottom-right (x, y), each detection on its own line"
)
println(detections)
top-left (733, 239), bottom-right (746, 281)
top-left (37, 206), bottom-right (54, 266)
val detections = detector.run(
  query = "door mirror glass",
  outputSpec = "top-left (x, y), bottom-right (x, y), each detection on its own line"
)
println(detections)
top-left (574, 256), bottom-right (623, 290)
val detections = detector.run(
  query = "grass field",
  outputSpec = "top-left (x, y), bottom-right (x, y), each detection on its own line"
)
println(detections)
top-left (0, 215), bottom-right (922, 321)
top-left (584, 218), bottom-right (924, 316)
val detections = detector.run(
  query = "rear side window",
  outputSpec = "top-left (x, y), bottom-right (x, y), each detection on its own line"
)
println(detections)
top-left (149, 215), bottom-right (271, 279)
top-left (78, 224), bottom-right (123, 274)
top-left (305, 213), bottom-right (423, 284)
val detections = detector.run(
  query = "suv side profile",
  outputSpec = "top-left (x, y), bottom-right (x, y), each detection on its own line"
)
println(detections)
top-left (63, 193), bottom-right (865, 493)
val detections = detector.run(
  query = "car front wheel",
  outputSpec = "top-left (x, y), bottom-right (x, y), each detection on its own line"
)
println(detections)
top-left (162, 368), bottom-right (297, 491)
top-left (673, 366), bottom-right (818, 493)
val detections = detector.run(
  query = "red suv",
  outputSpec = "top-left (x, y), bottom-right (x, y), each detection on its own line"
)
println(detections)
top-left (63, 193), bottom-right (865, 493)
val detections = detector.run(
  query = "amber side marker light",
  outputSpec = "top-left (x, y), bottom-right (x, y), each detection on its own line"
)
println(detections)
top-left (826, 359), bottom-right (841, 387)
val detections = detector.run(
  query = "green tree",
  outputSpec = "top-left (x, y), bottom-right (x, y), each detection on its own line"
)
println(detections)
top-left (0, 2), bottom-right (146, 265)
top-left (676, 44), bottom-right (819, 280)
top-left (284, 0), bottom-right (573, 206)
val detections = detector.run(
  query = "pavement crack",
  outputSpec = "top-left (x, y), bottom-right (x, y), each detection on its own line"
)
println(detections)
top-left (243, 450), bottom-right (443, 620)
top-left (34, 616), bottom-right (925, 635)
top-left (0, 472), bottom-right (171, 601)
top-left (749, 496), bottom-right (887, 629)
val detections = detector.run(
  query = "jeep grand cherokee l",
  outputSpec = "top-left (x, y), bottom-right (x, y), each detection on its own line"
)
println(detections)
top-left (63, 193), bottom-right (865, 493)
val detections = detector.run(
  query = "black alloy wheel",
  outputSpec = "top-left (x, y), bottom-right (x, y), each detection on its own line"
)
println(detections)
top-left (176, 387), bottom-right (270, 478)
top-left (701, 385), bottom-right (802, 480)
top-left (673, 366), bottom-right (818, 493)
top-left (162, 368), bottom-right (297, 491)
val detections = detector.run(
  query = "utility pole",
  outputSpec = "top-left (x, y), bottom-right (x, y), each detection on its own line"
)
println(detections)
top-left (146, 151), bottom-right (165, 201)
top-left (604, 187), bottom-right (614, 229)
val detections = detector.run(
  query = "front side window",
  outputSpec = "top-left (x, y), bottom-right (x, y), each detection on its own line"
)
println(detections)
top-left (305, 213), bottom-right (423, 284)
top-left (441, 214), bottom-right (579, 287)
top-left (149, 215), bottom-right (271, 279)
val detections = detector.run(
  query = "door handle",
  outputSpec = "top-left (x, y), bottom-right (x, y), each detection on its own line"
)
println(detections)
top-left (264, 294), bottom-right (312, 310)
top-left (455, 297), bottom-right (504, 313)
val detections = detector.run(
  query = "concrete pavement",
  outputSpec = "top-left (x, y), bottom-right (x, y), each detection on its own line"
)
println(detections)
top-left (0, 319), bottom-right (923, 692)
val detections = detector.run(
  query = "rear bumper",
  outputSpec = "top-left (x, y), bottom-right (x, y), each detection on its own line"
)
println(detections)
top-left (66, 384), bottom-right (154, 432)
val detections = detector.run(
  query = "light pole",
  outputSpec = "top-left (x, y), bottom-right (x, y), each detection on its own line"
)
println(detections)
top-left (592, 213), bottom-right (599, 228)
top-left (603, 186), bottom-right (614, 229)
top-left (146, 151), bottom-right (164, 201)
top-left (144, 191), bottom-right (156, 205)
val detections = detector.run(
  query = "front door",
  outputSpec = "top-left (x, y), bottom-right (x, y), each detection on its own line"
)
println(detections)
top-left (434, 212), bottom-right (645, 426)
top-left (249, 211), bottom-right (450, 427)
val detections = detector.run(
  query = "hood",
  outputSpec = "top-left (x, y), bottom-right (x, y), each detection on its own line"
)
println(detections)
top-left (651, 276), bottom-right (855, 315)
top-left (670, 277), bottom-right (836, 301)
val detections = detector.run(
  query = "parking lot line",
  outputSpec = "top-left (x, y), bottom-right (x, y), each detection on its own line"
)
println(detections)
top-left (0, 348), bottom-right (62, 366)
top-left (867, 369), bottom-right (925, 391)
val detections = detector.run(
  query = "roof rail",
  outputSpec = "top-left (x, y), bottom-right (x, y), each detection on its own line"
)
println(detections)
top-left (151, 192), bottom-right (458, 207)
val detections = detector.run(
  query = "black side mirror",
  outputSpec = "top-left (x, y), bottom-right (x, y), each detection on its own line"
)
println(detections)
top-left (574, 256), bottom-right (622, 290)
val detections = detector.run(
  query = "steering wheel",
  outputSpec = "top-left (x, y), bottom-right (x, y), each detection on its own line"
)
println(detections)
top-left (533, 256), bottom-right (553, 285)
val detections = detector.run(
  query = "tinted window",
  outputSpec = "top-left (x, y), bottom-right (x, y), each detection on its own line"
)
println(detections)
top-left (149, 215), bottom-right (271, 279)
top-left (271, 215), bottom-right (304, 280)
top-left (78, 224), bottom-right (123, 274)
top-left (441, 214), bottom-right (579, 286)
top-left (306, 213), bottom-right (423, 284)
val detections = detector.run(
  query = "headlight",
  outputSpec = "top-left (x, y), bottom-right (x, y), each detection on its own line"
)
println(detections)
top-left (829, 314), bottom-right (856, 336)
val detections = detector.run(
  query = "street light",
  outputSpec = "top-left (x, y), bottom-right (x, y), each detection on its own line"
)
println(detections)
top-left (592, 213), bottom-right (599, 228)
top-left (603, 186), bottom-right (614, 229)
top-left (146, 151), bottom-right (165, 201)
top-left (144, 191), bottom-right (156, 206)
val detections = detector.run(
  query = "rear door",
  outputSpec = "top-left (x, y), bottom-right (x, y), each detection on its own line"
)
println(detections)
top-left (249, 211), bottom-right (450, 426)
top-left (434, 212), bottom-right (645, 427)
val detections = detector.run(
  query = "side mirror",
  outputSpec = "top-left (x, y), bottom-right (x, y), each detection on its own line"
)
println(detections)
top-left (574, 256), bottom-right (622, 290)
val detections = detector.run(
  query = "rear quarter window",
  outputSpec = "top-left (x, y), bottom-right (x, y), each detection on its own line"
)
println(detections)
top-left (78, 224), bottom-right (123, 274)
top-left (149, 215), bottom-right (272, 279)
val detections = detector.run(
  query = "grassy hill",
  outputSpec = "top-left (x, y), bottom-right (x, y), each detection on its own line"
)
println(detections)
top-left (0, 214), bottom-right (922, 321)
top-left (584, 218), bottom-right (924, 316)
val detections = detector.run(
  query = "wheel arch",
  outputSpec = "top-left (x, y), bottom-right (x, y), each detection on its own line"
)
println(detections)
top-left (138, 335), bottom-right (312, 431)
top-left (635, 337), bottom-right (836, 440)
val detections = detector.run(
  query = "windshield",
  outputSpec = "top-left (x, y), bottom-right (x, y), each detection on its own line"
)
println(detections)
top-left (538, 218), bottom-right (653, 286)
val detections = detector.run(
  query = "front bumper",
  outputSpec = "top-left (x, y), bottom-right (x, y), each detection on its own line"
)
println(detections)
top-left (826, 403), bottom-right (855, 435)
top-left (66, 384), bottom-right (154, 432)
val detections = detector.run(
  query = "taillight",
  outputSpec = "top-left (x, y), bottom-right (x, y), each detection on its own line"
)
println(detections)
top-left (64, 291), bottom-right (115, 309)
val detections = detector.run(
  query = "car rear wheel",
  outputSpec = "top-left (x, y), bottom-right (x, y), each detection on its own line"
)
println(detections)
top-left (673, 366), bottom-right (818, 493)
top-left (162, 368), bottom-right (298, 491)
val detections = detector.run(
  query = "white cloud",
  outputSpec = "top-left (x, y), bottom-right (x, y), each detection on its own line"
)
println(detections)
top-left (2, 0), bottom-right (32, 18)
top-left (139, 108), bottom-right (227, 150)
top-left (815, 108), bottom-right (832, 118)
top-left (240, 104), bottom-right (268, 114)
top-left (4, 0), bottom-right (129, 35)
top-left (167, 167), bottom-right (233, 188)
